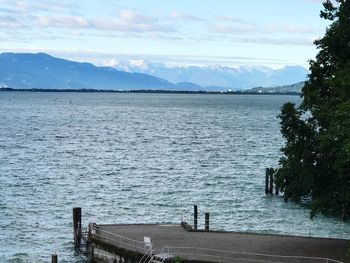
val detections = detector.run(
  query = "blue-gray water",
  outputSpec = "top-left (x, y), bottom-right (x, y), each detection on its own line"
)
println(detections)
top-left (1, 92), bottom-right (349, 263)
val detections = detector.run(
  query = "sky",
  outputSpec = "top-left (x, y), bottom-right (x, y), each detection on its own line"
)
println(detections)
top-left (0, 0), bottom-right (330, 68)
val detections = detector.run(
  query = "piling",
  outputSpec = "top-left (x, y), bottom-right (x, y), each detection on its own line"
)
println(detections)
top-left (205, 213), bottom-right (210, 231)
top-left (269, 173), bottom-right (273, 194)
top-left (51, 254), bottom-right (58, 263)
top-left (194, 205), bottom-right (198, 230)
top-left (265, 173), bottom-right (269, 194)
top-left (73, 207), bottom-right (82, 248)
top-left (91, 245), bottom-right (94, 261)
top-left (87, 222), bottom-right (91, 252)
top-left (88, 222), bottom-right (92, 242)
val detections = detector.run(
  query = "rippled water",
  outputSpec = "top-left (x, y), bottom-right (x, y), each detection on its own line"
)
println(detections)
top-left (1, 92), bottom-right (349, 263)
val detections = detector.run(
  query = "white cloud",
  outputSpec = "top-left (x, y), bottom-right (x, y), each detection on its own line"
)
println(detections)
top-left (219, 15), bottom-right (257, 25)
top-left (230, 36), bottom-right (315, 46)
top-left (103, 58), bottom-right (119, 67)
top-left (0, 0), bottom-right (79, 30)
top-left (99, 9), bottom-right (174, 32)
top-left (0, 14), bottom-right (24, 28)
top-left (169, 11), bottom-right (205, 22)
top-left (119, 9), bottom-right (155, 24)
top-left (210, 14), bottom-right (316, 37)
top-left (264, 25), bottom-right (315, 34)
top-left (32, 10), bottom-right (174, 33)
top-left (210, 22), bottom-right (316, 35)
top-left (211, 24), bottom-right (258, 34)
top-left (0, 0), bottom-right (74, 13)
top-left (37, 15), bottom-right (91, 28)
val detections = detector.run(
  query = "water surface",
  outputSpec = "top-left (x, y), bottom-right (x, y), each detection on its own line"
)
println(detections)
top-left (0, 92), bottom-right (349, 262)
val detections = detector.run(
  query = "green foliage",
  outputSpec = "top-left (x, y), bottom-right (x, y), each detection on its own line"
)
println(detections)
top-left (346, 242), bottom-right (350, 258)
top-left (174, 256), bottom-right (182, 263)
top-left (271, 0), bottom-right (350, 219)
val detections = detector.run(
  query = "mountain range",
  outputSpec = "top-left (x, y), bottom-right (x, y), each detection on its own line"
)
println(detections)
top-left (114, 59), bottom-right (308, 90)
top-left (0, 53), bottom-right (176, 90)
top-left (0, 52), bottom-right (308, 92)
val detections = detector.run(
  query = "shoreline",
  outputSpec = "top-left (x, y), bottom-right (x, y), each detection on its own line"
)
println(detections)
top-left (0, 87), bottom-right (301, 96)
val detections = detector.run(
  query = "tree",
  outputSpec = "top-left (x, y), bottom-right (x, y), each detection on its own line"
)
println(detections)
top-left (272, 0), bottom-right (350, 219)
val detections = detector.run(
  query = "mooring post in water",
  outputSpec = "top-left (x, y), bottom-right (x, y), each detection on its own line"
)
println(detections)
top-left (205, 212), bottom-right (210, 230)
top-left (88, 222), bottom-right (92, 242)
top-left (269, 173), bottom-right (273, 194)
top-left (73, 207), bottom-right (82, 248)
top-left (194, 205), bottom-right (198, 230)
top-left (87, 222), bottom-right (91, 252)
top-left (265, 173), bottom-right (269, 195)
top-left (51, 254), bottom-right (58, 263)
top-left (91, 245), bottom-right (94, 261)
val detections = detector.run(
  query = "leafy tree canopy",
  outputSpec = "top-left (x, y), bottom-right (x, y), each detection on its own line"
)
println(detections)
top-left (272, 0), bottom-right (350, 219)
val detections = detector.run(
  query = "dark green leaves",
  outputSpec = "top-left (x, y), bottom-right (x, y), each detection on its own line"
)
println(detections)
top-left (273, 0), bottom-right (350, 220)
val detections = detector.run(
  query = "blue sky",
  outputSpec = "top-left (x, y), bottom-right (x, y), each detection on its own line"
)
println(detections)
top-left (0, 0), bottom-right (329, 68)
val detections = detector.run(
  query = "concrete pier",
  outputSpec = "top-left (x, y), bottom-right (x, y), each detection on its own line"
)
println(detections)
top-left (90, 223), bottom-right (348, 263)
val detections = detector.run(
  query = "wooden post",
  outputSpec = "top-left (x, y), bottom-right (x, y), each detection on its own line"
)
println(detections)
top-left (194, 205), bottom-right (198, 230)
top-left (51, 254), bottom-right (58, 263)
top-left (91, 245), bottom-right (94, 261)
top-left (205, 213), bottom-right (209, 231)
top-left (87, 222), bottom-right (92, 253)
top-left (265, 173), bottom-right (269, 194)
top-left (88, 222), bottom-right (92, 241)
top-left (269, 173), bottom-right (273, 194)
top-left (73, 207), bottom-right (82, 248)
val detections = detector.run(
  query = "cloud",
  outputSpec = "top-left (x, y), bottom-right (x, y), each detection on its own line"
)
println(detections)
top-left (33, 10), bottom-right (174, 33)
top-left (210, 24), bottom-right (258, 34)
top-left (169, 11), bottom-right (205, 22)
top-left (0, 46), bottom-right (294, 67)
top-left (103, 58), bottom-right (119, 67)
top-left (219, 15), bottom-right (257, 25)
top-left (200, 31), bottom-right (315, 46)
top-left (0, 0), bottom-right (74, 13)
top-left (0, 14), bottom-right (24, 28)
top-left (211, 15), bottom-right (316, 35)
top-left (264, 25), bottom-right (315, 34)
top-left (230, 36), bottom-right (315, 46)
top-left (0, 1), bottom-right (320, 51)
top-left (119, 9), bottom-right (156, 24)
top-left (0, 7), bottom-right (19, 14)
top-left (0, 0), bottom-right (78, 30)
top-left (94, 10), bottom-right (174, 32)
top-left (37, 15), bottom-right (91, 28)
top-left (210, 22), bottom-right (316, 35)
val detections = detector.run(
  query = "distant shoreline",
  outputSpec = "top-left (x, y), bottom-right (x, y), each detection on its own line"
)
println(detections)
top-left (0, 87), bottom-right (301, 96)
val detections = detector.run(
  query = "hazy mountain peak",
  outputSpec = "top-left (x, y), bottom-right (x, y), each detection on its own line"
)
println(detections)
top-left (0, 52), bottom-right (308, 92)
top-left (128, 59), bottom-right (149, 69)
top-left (113, 60), bottom-right (308, 89)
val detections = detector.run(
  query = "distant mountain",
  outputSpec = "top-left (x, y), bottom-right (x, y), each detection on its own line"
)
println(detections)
top-left (0, 53), bottom-right (179, 90)
top-left (243, 82), bottom-right (304, 94)
top-left (0, 53), bottom-right (308, 92)
top-left (114, 59), bottom-right (309, 90)
top-left (176, 82), bottom-right (202, 90)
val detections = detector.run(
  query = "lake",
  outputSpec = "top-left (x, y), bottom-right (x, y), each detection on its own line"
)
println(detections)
top-left (0, 92), bottom-right (349, 262)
